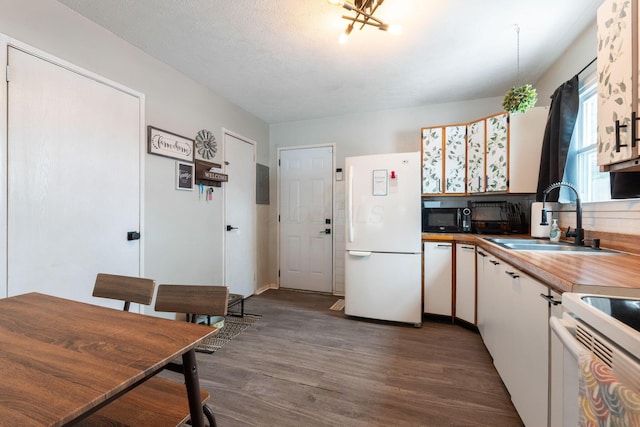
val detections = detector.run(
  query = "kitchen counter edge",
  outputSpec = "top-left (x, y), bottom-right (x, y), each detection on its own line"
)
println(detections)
top-left (422, 233), bottom-right (640, 296)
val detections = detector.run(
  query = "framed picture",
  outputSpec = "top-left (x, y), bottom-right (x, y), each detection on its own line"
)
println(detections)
top-left (176, 161), bottom-right (194, 191)
top-left (148, 126), bottom-right (194, 162)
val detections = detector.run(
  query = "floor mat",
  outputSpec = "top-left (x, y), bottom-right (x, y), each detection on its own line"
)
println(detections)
top-left (196, 314), bottom-right (261, 354)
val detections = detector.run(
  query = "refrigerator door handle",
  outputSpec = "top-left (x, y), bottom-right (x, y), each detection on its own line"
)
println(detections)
top-left (348, 251), bottom-right (372, 257)
top-left (347, 165), bottom-right (354, 243)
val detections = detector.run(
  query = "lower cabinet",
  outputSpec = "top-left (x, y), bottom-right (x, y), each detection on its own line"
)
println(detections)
top-left (549, 289), bottom-right (564, 427)
top-left (477, 253), bottom-right (551, 427)
top-left (455, 243), bottom-right (476, 324)
top-left (423, 241), bottom-right (452, 316)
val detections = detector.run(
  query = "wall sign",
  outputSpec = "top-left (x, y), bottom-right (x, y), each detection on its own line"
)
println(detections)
top-left (195, 159), bottom-right (228, 187)
top-left (176, 161), bottom-right (194, 191)
top-left (148, 126), bottom-right (194, 162)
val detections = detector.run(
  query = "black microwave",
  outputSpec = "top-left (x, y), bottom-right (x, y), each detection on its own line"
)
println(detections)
top-left (422, 207), bottom-right (472, 233)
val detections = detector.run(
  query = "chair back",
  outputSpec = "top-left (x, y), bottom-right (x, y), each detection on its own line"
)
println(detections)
top-left (155, 285), bottom-right (229, 319)
top-left (92, 273), bottom-right (156, 311)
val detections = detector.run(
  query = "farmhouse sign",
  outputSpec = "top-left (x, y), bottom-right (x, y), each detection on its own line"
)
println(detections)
top-left (147, 126), bottom-right (194, 162)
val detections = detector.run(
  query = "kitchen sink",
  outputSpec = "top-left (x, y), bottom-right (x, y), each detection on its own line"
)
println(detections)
top-left (483, 237), bottom-right (617, 254)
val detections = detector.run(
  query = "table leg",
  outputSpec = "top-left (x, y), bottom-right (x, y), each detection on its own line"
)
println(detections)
top-left (182, 349), bottom-right (205, 427)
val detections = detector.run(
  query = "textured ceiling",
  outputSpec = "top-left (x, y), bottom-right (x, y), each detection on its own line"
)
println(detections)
top-left (57, 0), bottom-right (602, 124)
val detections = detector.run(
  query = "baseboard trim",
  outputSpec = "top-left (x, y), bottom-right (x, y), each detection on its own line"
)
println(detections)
top-left (256, 284), bottom-right (277, 295)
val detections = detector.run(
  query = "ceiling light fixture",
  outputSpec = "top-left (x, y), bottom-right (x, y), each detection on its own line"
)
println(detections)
top-left (328, 0), bottom-right (401, 43)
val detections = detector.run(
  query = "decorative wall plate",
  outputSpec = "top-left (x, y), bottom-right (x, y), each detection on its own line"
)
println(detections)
top-left (195, 129), bottom-right (217, 159)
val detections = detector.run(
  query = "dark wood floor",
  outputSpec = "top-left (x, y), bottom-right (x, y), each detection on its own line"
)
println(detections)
top-left (179, 289), bottom-right (523, 427)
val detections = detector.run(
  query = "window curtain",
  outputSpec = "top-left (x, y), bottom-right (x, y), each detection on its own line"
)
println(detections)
top-left (536, 75), bottom-right (580, 202)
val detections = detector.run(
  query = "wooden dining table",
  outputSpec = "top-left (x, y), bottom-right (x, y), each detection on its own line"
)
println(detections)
top-left (0, 292), bottom-right (217, 426)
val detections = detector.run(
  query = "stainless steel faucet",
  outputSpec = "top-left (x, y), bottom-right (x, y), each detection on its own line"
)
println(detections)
top-left (540, 181), bottom-right (584, 246)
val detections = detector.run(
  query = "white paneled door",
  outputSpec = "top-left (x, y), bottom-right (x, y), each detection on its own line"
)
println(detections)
top-left (279, 146), bottom-right (333, 293)
top-left (6, 46), bottom-right (142, 304)
top-left (224, 132), bottom-right (256, 298)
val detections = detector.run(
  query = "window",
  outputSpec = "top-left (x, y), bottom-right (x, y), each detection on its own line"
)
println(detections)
top-left (563, 65), bottom-right (611, 202)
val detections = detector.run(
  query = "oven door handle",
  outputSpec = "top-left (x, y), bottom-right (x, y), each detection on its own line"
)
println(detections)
top-left (550, 316), bottom-right (581, 359)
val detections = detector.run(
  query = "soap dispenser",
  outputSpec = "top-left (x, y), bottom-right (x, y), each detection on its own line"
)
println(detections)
top-left (549, 219), bottom-right (560, 243)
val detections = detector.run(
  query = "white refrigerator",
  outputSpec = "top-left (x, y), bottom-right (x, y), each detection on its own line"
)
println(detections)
top-left (344, 152), bottom-right (422, 326)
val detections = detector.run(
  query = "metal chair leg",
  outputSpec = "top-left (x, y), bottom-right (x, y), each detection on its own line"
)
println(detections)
top-left (203, 404), bottom-right (216, 427)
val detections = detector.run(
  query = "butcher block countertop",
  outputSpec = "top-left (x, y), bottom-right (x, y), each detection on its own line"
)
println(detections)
top-left (422, 233), bottom-right (640, 296)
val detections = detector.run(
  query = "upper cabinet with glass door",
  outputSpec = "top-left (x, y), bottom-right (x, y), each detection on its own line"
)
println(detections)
top-left (596, 0), bottom-right (640, 171)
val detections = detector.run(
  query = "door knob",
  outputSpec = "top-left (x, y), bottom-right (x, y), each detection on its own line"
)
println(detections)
top-left (226, 225), bottom-right (238, 231)
top-left (127, 231), bottom-right (141, 241)
top-left (319, 228), bottom-right (331, 235)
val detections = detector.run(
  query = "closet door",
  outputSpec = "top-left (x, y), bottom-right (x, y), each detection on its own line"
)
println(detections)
top-left (6, 47), bottom-right (142, 304)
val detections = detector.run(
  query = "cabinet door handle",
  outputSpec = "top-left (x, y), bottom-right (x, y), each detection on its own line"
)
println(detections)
top-left (477, 250), bottom-right (487, 257)
top-left (633, 111), bottom-right (638, 148)
top-left (489, 260), bottom-right (500, 265)
top-left (461, 245), bottom-right (474, 250)
top-left (540, 293), bottom-right (561, 305)
top-left (436, 244), bottom-right (452, 248)
top-left (615, 119), bottom-right (629, 153)
top-left (505, 271), bottom-right (520, 279)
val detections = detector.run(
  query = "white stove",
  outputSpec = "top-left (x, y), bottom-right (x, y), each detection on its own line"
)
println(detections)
top-left (550, 292), bottom-right (640, 426)
top-left (562, 292), bottom-right (640, 360)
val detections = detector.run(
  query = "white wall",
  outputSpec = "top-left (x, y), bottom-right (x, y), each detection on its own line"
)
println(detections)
top-left (270, 98), bottom-right (504, 294)
top-left (535, 21), bottom-right (597, 106)
top-left (0, 0), bottom-right (272, 303)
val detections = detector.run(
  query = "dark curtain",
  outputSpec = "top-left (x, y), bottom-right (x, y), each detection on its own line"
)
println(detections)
top-left (536, 75), bottom-right (580, 202)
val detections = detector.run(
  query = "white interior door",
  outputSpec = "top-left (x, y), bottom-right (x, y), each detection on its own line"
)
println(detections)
top-left (6, 46), bottom-right (142, 304)
top-left (279, 146), bottom-right (333, 293)
top-left (224, 132), bottom-right (256, 298)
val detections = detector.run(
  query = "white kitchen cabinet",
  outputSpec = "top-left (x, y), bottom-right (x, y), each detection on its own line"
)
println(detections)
top-left (475, 249), bottom-right (489, 338)
top-left (549, 289), bottom-right (564, 427)
top-left (423, 241), bottom-right (452, 316)
top-left (502, 265), bottom-right (549, 427)
top-left (454, 243), bottom-right (476, 324)
top-left (465, 108), bottom-right (547, 194)
top-left (467, 118), bottom-right (485, 193)
top-left (421, 125), bottom-right (466, 195)
top-left (421, 126), bottom-right (444, 194)
top-left (508, 107), bottom-right (549, 193)
top-left (444, 125), bottom-right (466, 194)
top-left (485, 112), bottom-right (509, 192)
top-left (476, 251), bottom-right (504, 360)
top-left (596, 0), bottom-right (640, 171)
top-left (476, 253), bottom-right (551, 427)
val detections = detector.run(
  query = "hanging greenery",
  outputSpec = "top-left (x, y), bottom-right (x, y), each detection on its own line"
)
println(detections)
top-left (503, 25), bottom-right (537, 114)
top-left (502, 84), bottom-right (537, 114)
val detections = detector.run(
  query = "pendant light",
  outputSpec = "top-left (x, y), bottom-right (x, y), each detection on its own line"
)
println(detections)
top-left (502, 25), bottom-right (537, 114)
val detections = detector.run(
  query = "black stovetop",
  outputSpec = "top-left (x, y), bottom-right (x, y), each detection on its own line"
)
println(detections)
top-left (581, 296), bottom-right (640, 333)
